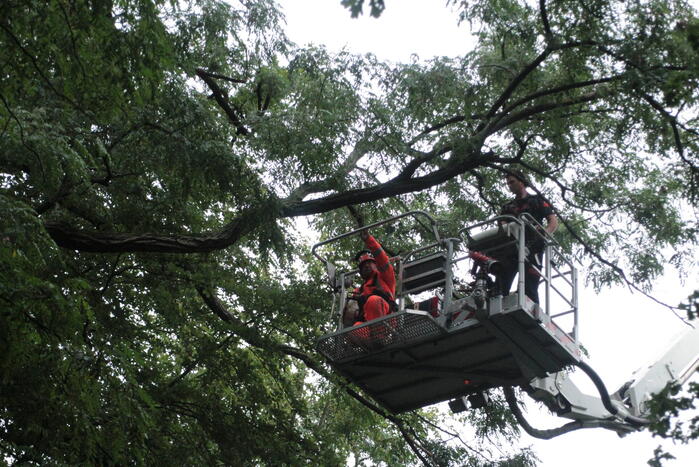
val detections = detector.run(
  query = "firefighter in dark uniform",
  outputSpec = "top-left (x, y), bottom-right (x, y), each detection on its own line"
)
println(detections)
top-left (499, 170), bottom-right (558, 304)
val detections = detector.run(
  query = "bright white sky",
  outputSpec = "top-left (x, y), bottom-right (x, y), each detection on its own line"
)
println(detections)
top-left (279, 1), bottom-right (699, 466)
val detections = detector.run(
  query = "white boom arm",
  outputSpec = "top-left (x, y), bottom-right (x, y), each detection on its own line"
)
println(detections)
top-left (527, 325), bottom-right (699, 435)
top-left (619, 325), bottom-right (699, 417)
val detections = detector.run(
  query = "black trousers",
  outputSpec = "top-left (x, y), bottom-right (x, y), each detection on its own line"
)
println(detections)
top-left (498, 247), bottom-right (543, 304)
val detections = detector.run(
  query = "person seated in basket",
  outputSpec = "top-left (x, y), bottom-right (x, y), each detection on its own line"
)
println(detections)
top-left (342, 228), bottom-right (397, 328)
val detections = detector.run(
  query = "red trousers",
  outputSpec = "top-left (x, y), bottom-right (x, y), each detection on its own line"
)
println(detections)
top-left (351, 296), bottom-right (391, 345)
top-left (362, 295), bottom-right (390, 321)
top-left (351, 295), bottom-right (391, 326)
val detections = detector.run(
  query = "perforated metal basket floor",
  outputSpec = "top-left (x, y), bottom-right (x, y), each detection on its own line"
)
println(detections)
top-left (316, 302), bottom-right (581, 414)
top-left (316, 310), bottom-right (446, 363)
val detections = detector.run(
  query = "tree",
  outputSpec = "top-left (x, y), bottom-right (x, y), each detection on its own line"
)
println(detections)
top-left (1, 0), bottom-right (698, 465)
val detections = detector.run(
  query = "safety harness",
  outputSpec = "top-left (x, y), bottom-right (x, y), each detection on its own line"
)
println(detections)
top-left (355, 273), bottom-right (398, 321)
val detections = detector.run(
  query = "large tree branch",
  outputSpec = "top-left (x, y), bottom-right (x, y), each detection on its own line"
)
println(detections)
top-left (44, 144), bottom-right (490, 253)
top-left (395, 146), bottom-right (452, 181)
top-left (196, 68), bottom-right (248, 84)
top-left (41, 83), bottom-right (608, 256)
top-left (280, 146), bottom-right (487, 217)
top-left (45, 202), bottom-right (273, 253)
top-left (288, 135), bottom-right (372, 202)
top-left (410, 75), bottom-right (620, 151)
top-left (478, 48), bottom-right (553, 131)
top-left (39, 69), bottom-right (648, 257)
top-left (484, 89), bottom-right (606, 136)
top-left (408, 114), bottom-right (487, 145)
top-left (500, 75), bottom-right (622, 117)
top-left (411, 38), bottom-right (608, 152)
top-left (477, 40), bottom-right (601, 136)
top-left (196, 68), bottom-right (249, 136)
top-left (539, 0), bottom-right (553, 39)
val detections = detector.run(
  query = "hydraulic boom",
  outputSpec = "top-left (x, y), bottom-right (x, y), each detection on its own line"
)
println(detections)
top-left (521, 325), bottom-right (699, 437)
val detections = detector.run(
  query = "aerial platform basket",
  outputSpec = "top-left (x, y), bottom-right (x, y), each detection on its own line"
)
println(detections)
top-left (312, 212), bottom-right (699, 436)
top-left (316, 294), bottom-right (580, 414)
top-left (313, 212), bottom-right (580, 414)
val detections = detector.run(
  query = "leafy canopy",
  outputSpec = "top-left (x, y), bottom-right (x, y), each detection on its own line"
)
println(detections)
top-left (2, 0), bottom-right (699, 465)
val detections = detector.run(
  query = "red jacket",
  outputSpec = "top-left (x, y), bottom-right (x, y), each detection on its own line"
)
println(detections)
top-left (357, 235), bottom-right (396, 301)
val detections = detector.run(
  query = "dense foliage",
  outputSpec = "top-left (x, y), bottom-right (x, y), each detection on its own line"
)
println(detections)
top-left (1, 0), bottom-right (698, 465)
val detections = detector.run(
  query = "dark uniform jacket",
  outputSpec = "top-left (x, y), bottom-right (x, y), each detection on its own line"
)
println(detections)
top-left (501, 194), bottom-right (554, 251)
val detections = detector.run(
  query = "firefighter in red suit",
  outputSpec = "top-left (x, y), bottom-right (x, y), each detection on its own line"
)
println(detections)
top-left (343, 229), bottom-right (396, 327)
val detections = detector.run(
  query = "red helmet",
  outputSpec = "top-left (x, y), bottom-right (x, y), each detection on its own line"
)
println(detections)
top-left (355, 249), bottom-right (376, 267)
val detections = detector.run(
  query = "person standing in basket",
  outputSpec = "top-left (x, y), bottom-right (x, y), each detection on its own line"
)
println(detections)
top-left (499, 169), bottom-right (558, 304)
